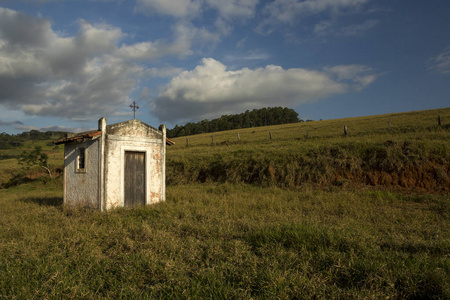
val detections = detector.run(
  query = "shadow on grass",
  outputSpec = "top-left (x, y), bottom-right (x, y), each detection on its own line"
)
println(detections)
top-left (22, 197), bottom-right (63, 207)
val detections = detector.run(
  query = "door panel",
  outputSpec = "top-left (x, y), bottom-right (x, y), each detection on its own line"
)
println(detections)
top-left (124, 151), bottom-right (145, 207)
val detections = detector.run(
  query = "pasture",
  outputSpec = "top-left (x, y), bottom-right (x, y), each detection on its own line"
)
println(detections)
top-left (0, 108), bottom-right (449, 299)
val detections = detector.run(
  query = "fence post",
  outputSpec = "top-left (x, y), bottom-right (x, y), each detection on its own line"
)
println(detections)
top-left (186, 138), bottom-right (189, 147)
top-left (438, 115), bottom-right (442, 126)
top-left (344, 126), bottom-right (348, 136)
top-left (237, 132), bottom-right (240, 141)
top-left (269, 132), bottom-right (272, 140)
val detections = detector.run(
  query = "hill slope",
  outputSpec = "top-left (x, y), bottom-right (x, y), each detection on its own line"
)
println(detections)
top-left (166, 107), bottom-right (450, 192)
top-left (0, 108), bottom-right (448, 299)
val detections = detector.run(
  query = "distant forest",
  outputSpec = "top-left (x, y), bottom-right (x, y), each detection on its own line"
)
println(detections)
top-left (167, 107), bottom-right (306, 138)
top-left (0, 130), bottom-right (65, 150)
top-left (0, 107), bottom-right (305, 149)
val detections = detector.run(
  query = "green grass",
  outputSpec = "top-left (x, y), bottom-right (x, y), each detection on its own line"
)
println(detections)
top-left (166, 108), bottom-right (450, 191)
top-left (0, 107), bottom-right (449, 298)
top-left (169, 107), bottom-right (450, 147)
top-left (0, 181), bottom-right (449, 298)
top-left (0, 140), bottom-right (63, 187)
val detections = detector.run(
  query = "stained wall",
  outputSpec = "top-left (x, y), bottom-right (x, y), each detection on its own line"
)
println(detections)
top-left (63, 139), bottom-right (100, 208)
top-left (103, 119), bottom-right (165, 210)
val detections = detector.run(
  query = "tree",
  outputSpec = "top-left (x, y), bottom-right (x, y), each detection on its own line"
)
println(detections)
top-left (166, 107), bottom-right (301, 138)
top-left (18, 146), bottom-right (52, 178)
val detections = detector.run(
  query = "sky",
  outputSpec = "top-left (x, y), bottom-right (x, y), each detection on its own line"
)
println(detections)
top-left (0, 0), bottom-right (449, 134)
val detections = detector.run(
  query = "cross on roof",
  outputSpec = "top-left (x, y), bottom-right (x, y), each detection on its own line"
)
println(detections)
top-left (129, 101), bottom-right (139, 119)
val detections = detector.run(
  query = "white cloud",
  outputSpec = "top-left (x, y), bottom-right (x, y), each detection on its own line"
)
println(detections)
top-left (151, 58), bottom-right (378, 122)
top-left (21, 55), bottom-right (144, 118)
top-left (135, 0), bottom-right (258, 43)
top-left (136, 0), bottom-right (258, 21)
top-left (263, 0), bottom-right (369, 23)
top-left (313, 20), bottom-right (334, 36)
top-left (258, 0), bottom-right (373, 36)
top-left (339, 19), bottom-right (378, 36)
top-left (0, 8), bottom-right (137, 118)
top-left (428, 47), bottom-right (450, 74)
top-left (0, 8), bottom-right (201, 121)
top-left (314, 19), bottom-right (377, 36)
top-left (0, 7), bottom-right (57, 48)
top-left (224, 50), bottom-right (270, 63)
top-left (118, 21), bottom-right (221, 60)
top-left (135, 0), bottom-right (201, 18)
top-left (146, 67), bottom-right (184, 78)
top-left (172, 21), bottom-right (221, 52)
top-left (324, 65), bottom-right (377, 90)
top-left (205, 0), bottom-right (258, 20)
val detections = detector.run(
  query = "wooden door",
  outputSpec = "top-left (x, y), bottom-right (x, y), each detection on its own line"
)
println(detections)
top-left (124, 151), bottom-right (146, 207)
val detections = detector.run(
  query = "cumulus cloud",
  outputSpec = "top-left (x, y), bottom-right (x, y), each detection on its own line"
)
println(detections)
top-left (151, 58), bottom-right (378, 122)
top-left (0, 8), bottom-right (137, 119)
top-left (0, 7), bottom-right (201, 121)
top-left (146, 67), bottom-right (184, 78)
top-left (428, 47), bottom-right (450, 74)
top-left (118, 21), bottom-right (219, 60)
top-left (135, 0), bottom-right (258, 40)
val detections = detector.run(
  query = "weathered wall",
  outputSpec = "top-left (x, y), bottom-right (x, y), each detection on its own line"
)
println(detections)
top-left (107, 119), bottom-right (161, 138)
top-left (104, 120), bottom-right (164, 210)
top-left (64, 139), bottom-right (100, 208)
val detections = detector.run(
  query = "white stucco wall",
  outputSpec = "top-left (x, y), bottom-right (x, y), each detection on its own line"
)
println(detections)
top-left (64, 139), bottom-right (100, 208)
top-left (61, 118), bottom-right (165, 211)
top-left (103, 120), bottom-right (164, 210)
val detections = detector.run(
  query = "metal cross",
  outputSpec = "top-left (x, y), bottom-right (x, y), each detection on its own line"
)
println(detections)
top-left (129, 101), bottom-right (139, 119)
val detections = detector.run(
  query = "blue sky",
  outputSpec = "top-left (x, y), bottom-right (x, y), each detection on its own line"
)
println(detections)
top-left (0, 0), bottom-right (449, 134)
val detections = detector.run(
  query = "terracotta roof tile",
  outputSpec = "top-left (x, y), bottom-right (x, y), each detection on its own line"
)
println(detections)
top-left (53, 130), bottom-right (102, 145)
top-left (166, 138), bottom-right (175, 146)
top-left (54, 130), bottom-right (175, 146)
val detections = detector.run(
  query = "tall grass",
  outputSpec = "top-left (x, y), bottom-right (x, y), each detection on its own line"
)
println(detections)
top-left (0, 181), bottom-right (449, 298)
top-left (165, 108), bottom-right (450, 191)
top-left (1, 107), bottom-right (449, 298)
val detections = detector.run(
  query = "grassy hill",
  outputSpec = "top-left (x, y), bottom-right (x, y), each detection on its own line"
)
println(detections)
top-left (0, 107), bottom-right (449, 298)
top-left (167, 107), bottom-right (450, 192)
top-left (0, 139), bottom-right (63, 188)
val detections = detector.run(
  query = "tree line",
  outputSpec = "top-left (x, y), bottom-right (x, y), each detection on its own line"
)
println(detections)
top-left (0, 107), bottom-right (305, 146)
top-left (167, 107), bottom-right (306, 138)
top-left (0, 130), bottom-right (65, 150)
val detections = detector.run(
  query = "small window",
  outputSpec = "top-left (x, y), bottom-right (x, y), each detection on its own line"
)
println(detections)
top-left (77, 147), bottom-right (86, 172)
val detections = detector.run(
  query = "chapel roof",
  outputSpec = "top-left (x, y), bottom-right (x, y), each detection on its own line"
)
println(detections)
top-left (53, 119), bottom-right (174, 145)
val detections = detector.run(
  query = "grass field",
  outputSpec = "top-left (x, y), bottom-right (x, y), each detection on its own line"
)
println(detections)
top-left (1, 180), bottom-right (449, 299)
top-left (0, 108), bottom-right (449, 298)
top-left (166, 108), bottom-right (450, 191)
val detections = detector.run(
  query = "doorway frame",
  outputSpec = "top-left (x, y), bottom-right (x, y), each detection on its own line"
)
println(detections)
top-left (120, 145), bottom-right (150, 207)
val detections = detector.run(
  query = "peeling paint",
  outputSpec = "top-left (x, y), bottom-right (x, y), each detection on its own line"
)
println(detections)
top-left (61, 118), bottom-right (165, 211)
top-left (63, 140), bottom-right (100, 208)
